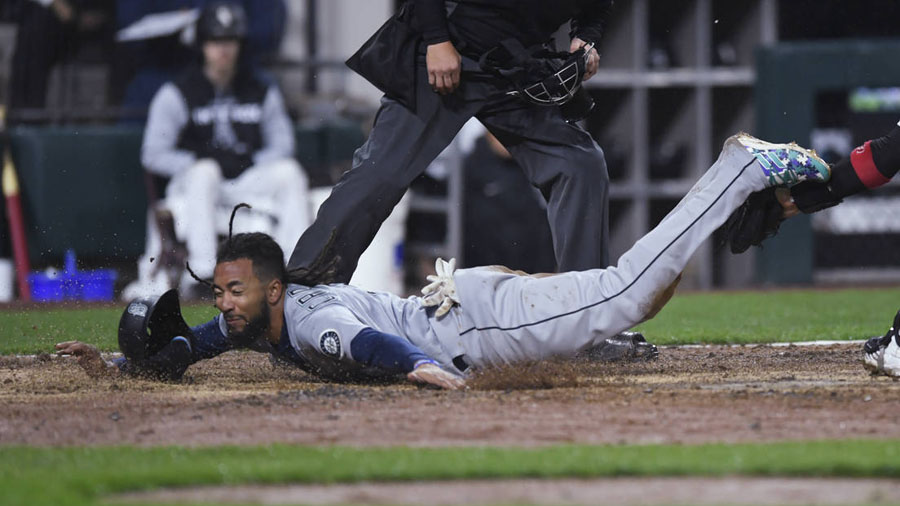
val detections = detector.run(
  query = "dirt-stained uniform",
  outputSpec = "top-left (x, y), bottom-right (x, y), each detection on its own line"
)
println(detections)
top-left (154, 134), bottom-right (825, 383)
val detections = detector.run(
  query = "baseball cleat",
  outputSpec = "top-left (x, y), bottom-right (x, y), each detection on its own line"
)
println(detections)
top-left (734, 133), bottom-right (831, 187)
top-left (866, 309), bottom-right (900, 376)
top-left (578, 331), bottom-right (659, 362)
top-left (863, 335), bottom-right (887, 374)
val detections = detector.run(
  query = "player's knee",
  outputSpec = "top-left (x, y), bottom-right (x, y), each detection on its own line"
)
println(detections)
top-left (268, 158), bottom-right (309, 187)
top-left (186, 159), bottom-right (223, 187)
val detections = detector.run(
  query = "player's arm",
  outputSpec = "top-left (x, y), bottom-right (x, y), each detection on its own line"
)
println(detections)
top-left (414, 0), bottom-right (460, 94)
top-left (569, 0), bottom-right (613, 81)
top-left (788, 118), bottom-right (900, 214)
top-left (56, 316), bottom-right (230, 380)
top-left (298, 304), bottom-right (464, 389)
top-left (141, 83), bottom-right (196, 178)
top-left (350, 328), bottom-right (465, 390)
top-left (252, 85), bottom-right (294, 165)
top-left (55, 341), bottom-right (121, 378)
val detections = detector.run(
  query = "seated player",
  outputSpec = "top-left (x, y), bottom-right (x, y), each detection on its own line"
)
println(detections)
top-left (57, 133), bottom-right (830, 389)
top-left (125, 1), bottom-right (309, 299)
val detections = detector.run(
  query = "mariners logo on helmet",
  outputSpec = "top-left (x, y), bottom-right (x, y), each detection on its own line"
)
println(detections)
top-left (319, 330), bottom-right (342, 358)
top-left (127, 302), bottom-right (148, 318)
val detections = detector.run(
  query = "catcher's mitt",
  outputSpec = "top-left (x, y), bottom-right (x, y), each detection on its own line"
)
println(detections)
top-left (722, 187), bottom-right (786, 254)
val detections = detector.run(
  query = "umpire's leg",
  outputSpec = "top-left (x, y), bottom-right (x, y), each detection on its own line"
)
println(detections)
top-left (287, 72), bottom-right (480, 284)
top-left (479, 104), bottom-right (610, 271)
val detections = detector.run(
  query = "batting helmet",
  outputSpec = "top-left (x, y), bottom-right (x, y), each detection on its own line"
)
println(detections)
top-left (197, 1), bottom-right (248, 43)
top-left (118, 289), bottom-right (194, 362)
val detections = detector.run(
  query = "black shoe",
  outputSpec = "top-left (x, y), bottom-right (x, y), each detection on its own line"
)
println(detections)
top-left (578, 331), bottom-right (659, 362)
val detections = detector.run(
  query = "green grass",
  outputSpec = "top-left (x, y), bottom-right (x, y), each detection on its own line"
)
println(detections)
top-left (635, 286), bottom-right (900, 345)
top-left (3, 287), bottom-right (898, 354)
top-left (0, 304), bottom-right (218, 354)
top-left (3, 440), bottom-right (900, 506)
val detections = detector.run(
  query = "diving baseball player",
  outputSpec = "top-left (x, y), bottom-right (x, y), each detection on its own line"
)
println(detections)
top-left (57, 134), bottom-right (830, 389)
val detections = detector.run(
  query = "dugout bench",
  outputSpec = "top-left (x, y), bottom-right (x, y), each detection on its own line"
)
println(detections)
top-left (5, 119), bottom-right (365, 267)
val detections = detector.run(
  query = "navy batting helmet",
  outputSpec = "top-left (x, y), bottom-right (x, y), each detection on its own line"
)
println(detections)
top-left (118, 289), bottom-right (194, 362)
top-left (197, 1), bottom-right (248, 43)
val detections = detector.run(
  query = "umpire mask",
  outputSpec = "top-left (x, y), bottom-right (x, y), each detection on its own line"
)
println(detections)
top-left (481, 40), bottom-right (596, 123)
top-left (507, 43), bottom-right (594, 106)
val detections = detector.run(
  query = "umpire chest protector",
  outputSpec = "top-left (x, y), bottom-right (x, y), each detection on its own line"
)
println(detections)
top-left (174, 67), bottom-right (268, 157)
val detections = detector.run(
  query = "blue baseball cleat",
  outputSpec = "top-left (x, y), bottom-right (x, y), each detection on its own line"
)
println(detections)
top-left (735, 133), bottom-right (831, 187)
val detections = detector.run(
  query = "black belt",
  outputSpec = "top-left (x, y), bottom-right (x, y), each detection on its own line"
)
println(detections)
top-left (452, 355), bottom-right (469, 372)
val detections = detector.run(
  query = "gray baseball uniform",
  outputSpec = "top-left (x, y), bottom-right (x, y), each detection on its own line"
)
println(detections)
top-left (283, 138), bottom-right (765, 374)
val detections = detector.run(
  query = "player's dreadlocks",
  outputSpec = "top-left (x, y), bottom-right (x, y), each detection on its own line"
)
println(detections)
top-left (186, 203), bottom-right (340, 288)
top-left (285, 229), bottom-right (341, 286)
top-left (186, 203), bottom-right (285, 287)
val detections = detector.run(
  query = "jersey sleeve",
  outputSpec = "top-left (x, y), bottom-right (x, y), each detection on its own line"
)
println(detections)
top-left (189, 315), bottom-right (234, 361)
top-left (413, 0), bottom-right (451, 45)
top-left (291, 304), bottom-right (369, 362)
top-left (571, 0), bottom-right (614, 44)
top-left (141, 83), bottom-right (196, 177)
top-left (253, 85), bottom-right (295, 165)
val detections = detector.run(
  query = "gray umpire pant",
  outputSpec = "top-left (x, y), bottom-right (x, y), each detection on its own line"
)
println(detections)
top-left (288, 55), bottom-right (610, 283)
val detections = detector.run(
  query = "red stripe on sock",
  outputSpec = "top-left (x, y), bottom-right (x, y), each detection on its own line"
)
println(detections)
top-left (851, 141), bottom-right (891, 188)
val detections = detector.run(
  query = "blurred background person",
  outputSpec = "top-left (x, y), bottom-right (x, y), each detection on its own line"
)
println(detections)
top-left (463, 130), bottom-right (556, 274)
top-left (124, 0), bottom-right (309, 300)
top-left (7, 0), bottom-right (113, 119)
top-left (112, 0), bottom-right (286, 116)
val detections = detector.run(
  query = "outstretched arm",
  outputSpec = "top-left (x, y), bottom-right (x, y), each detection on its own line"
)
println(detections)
top-left (788, 119), bottom-right (900, 214)
top-left (350, 328), bottom-right (465, 390)
top-left (55, 341), bottom-right (120, 378)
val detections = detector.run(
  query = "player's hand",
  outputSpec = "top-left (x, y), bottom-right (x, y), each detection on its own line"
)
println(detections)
top-left (426, 41), bottom-right (462, 95)
top-left (407, 362), bottom-right (466, 390)
top-left (50, 0), bottom-right (75, 23)
top-left (775, 187), bottom-right (800, 219)
top-left (422, 257), bottom-right (460, 317)
top-left (570, 37), bottom-right (599, 81)
top-left (55, 341), bottom-right (118, 378)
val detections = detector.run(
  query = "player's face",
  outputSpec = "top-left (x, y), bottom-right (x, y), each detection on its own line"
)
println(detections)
top-left (203, 39), bottom-right (240, 75)
top-left (213, 258), bottom-right (269, 341)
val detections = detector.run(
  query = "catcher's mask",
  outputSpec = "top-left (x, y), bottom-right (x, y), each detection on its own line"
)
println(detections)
top-left (197, 1), bottom-right (248, 43)
top-left (507, 42), bottom-right (594, 106)
top-left (118, 289), bottom-right (194, 362)
top-left (480, 39), bottom-right (596, 122)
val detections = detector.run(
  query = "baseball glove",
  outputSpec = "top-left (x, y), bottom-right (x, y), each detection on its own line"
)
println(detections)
top-left (722, 187), bottom-right (786, 254)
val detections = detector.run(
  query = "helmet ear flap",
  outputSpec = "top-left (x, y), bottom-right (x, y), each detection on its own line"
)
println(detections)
top-left (118, 289), bottom-right (194, 361)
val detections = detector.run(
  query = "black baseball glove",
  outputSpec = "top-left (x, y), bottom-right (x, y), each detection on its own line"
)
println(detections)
top-left (722, 179), bottom-right (844, 254)
top-left (722, 187), bottom-right (786, 254)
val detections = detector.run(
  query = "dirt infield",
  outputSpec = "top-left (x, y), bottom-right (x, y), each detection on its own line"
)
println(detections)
top-left (2, 343), bottom-right (898, 448)
top-left (5, 343), bottom-right (900, 504)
